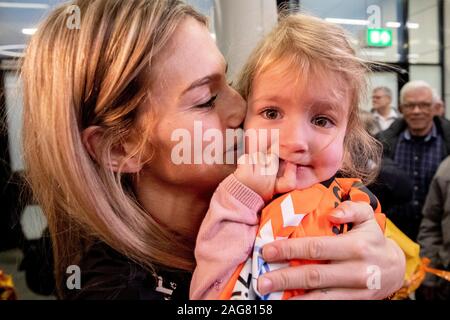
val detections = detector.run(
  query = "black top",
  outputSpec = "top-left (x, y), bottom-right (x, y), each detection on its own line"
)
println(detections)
top-left (62, 242), bottom-right (192, 300)
top-left (377, 116), bottom-right (450, 158)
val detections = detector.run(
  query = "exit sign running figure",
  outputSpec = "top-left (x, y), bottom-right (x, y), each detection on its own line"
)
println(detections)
top-left (367, 28), bottom-right (393, 47)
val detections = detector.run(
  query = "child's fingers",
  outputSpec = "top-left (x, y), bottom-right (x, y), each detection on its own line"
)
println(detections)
top-left (237, 153), bottom-right (250, 165)
top-left (251, 152), bottom-right (263, 175)
top-left (266, 142), bottom-right (280, 158)
top-left (266, 153), bottom-right (280, 176)
top-left (274, 161), bottom-right (297, 194)
top-left (237, 153), bottom-right (255, 174)
top-left (255, 152), bottom-right (279, 177)
top-left (238, 150), bottom-right (279, 178)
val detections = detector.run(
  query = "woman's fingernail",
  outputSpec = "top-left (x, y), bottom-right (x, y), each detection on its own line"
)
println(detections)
top-left (258, 277), bottom-right (272, 295)
top-left (331, 210), bottom-right (344, 218)
top-left (264, 246), bottom-right (278, 260)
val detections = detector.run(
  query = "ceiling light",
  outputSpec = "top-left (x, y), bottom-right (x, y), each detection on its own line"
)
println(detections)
top-left (22, 28), bottom-right (37, 35)
top-left (406, 22), bottom-right (420, 29)
top-left (0, 2), bottom-right (49, 9)
top-left (325, 18), bottom-right (370, 26)
top-left (386, 21), bottom-right (401, 28)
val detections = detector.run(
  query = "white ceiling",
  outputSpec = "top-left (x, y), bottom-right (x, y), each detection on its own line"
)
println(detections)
top-left (0, 0), bottom-right (215, 58)
top-left (0, 0), bottom-right (422, 59)
top-left (0, 0), bottom-right (66, 57)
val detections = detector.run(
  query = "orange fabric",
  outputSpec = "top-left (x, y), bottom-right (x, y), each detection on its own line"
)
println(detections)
top-left (0, 270), bottom-right (17, 300)
top-left (392, 258), bottom-right (450, 299)
top-left (220, 178), bottom-right (386, 300)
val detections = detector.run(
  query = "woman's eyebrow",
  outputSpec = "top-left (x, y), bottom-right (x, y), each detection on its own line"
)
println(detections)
top-left (182, 63), bottom-right (228, 96)
top-left (182, 76), bottom-right (215, 95)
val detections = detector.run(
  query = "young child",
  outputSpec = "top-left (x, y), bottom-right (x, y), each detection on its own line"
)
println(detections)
top-left (190, 13), bottom-right (386, 300)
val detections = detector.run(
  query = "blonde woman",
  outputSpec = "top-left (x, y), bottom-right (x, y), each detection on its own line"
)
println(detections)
top-left (21, 0), bottom-right (404, 300)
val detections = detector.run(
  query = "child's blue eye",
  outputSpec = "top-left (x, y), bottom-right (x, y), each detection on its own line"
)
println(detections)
top-left (261, 108), bottom-right (282, 120)
top-left (196, 95), bottom-right (217, 109)
top-left (312, 116), bottom-right (334, 128)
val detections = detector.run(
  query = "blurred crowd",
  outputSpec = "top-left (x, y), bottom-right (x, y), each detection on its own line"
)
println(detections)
top-left (364, 80), bottom-right (449, 300)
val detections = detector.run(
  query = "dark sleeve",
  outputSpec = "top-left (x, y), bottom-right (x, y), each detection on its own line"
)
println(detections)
top-left (65, 263), bottom-right (166, 300)
top-left (62, 243), bottom-right (191, 300)
top-left (369, 158), bottom-right (413, 209)
top-left (417, 160), bottom-right (448, 285)
top-left (19, 228), bottom-right (56, 296)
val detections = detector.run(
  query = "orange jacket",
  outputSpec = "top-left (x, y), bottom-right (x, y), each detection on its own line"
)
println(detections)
top-left (221, 178), bottom-right (386, 300)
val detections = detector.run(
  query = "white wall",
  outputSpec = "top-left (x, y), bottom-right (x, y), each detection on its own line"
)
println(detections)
top-left (409, 65), bottom-right (442, 99)
top-left (4, 72), bottom-right (24, 172)
top-left (213, 0), bottom-right (278, 81)
top-left (408, 0), bottom-right (439, 64)
top-left (3, 72), bottom-right (47, 240)
top-left (444, 0), bottom-right (450, 116)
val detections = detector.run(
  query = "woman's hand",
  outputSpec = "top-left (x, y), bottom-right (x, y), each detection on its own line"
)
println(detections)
top-left (256, 201), bottom-right (405, 299)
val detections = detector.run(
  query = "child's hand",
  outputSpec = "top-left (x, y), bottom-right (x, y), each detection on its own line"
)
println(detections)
top-left (234, 152), bottom-right (279, 202)
top-left (274, 161), bottom-right (297, 194)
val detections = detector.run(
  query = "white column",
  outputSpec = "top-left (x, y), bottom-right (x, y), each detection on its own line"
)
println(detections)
top-left (444, 0), bottom-right (450, 116)
top-left (213, 0), bottom-right (278, 80)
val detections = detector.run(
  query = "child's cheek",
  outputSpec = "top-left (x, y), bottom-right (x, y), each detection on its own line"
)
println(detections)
top-left (316, 139), bottom-right (345, 178)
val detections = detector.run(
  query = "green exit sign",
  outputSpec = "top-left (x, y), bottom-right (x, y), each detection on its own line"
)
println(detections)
top-left (367, 28), bottom-right (393, 47)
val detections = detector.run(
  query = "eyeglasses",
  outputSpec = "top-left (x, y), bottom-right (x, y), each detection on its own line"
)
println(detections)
top-left (401, 102), bottom-right (434, 111)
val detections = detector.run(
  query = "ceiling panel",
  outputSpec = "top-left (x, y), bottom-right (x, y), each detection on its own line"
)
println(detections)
top-left (0, 0), bottom-right (66, 58)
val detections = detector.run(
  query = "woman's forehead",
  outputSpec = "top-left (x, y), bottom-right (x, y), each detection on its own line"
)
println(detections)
top-left (151, 18), bottom-right (225, 91)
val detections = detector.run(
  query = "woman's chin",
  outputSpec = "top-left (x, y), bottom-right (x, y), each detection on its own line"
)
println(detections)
top-left (196, 163), bottom-right (236, 189)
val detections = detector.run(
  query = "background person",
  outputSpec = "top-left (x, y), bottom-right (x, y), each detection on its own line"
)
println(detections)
top-left (416, 156), bottom-right (450, 300)
top-left (377, 80), bottom-right (450, 241)
top-left (371, 86), bottom-right (400, 131)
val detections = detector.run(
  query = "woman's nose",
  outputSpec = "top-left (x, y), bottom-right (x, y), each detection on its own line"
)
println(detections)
top-left (223, 87), bottom-right (246, 129)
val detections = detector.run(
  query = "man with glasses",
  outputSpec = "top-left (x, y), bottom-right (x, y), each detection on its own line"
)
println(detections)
top-left (371, 86), bottom-right (400, 131)
top-left (377, 81), bottom-right (450, 241)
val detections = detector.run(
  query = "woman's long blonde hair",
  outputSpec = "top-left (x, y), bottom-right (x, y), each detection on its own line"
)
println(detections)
top-left (237, 13), bottom-right (382, 185)
top-left (21, 0), bottom-right (206, 296)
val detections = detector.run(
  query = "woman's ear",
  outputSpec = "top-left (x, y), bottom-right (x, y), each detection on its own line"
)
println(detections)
top-left (82, 126), bottom-right (143, 173)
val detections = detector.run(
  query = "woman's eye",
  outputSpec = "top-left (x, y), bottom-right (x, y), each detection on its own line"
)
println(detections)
top-left (261, 108), bottom-right (282, 120)
top-left (196, 95), bottom-right (217, 109)
top-left (312, 116), bottom-right (334, 128)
